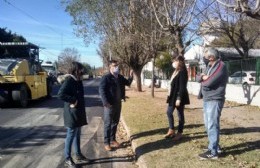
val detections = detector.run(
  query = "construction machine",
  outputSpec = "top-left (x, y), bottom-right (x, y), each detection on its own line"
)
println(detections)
top-left (0, 42), bottom-right (52, 107)
top-left (41, 61), bottom-right (59, 84)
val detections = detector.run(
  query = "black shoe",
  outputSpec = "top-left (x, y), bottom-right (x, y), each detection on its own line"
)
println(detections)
top-left (199, 150), bottom-right (218, 160)
top-left (65, 158), bottom-right (76, 168)
top-left (75, 154), bottom-right (90, 163)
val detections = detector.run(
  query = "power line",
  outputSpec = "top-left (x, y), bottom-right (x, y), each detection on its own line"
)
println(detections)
top-left (41, 49), bottom-right (58, 57)
top-left (2, 0), bottom-right (100, 64)
top-left (2, 0), bottom-right (62, 36)
top-left (2, 0), bottom-right (88, 49)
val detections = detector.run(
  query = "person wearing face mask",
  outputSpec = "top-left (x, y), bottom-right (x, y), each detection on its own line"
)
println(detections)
top-left (164, 55), bottom-right (190, 141)
top-left (197, 48), bottom-right (228, 160)
top-left (99, 60), bottom-right (133, 151)
top-left (57, 61), bottom-right (89, 168)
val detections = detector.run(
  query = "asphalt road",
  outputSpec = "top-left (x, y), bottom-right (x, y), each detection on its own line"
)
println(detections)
top-left (0, 79), bottom-right (136, 168)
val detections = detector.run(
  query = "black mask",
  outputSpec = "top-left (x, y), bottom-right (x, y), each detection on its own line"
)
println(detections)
top-left (203, 57), bottom-right (209, 66)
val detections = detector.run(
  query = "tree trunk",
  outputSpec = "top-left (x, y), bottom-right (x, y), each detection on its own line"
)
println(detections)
top-left (151, 57), bottom-right (155, 98)
top-left (133, 68), bottom-right (143, 92)
top-left (174, 30), bottom-right (185, 55)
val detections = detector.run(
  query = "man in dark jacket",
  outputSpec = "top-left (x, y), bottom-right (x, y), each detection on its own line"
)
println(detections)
top-left (58, 62), bottom-right (88, 168)
top-left (99, 60), bottom-right (133, 151)
top-left (197, 48), bottom-right (228, 160)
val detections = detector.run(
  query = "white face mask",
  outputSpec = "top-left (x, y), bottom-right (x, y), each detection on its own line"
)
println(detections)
top-left (113, 66), bottom-right (119, 75)
top-left (172, 62), bottom-right (177, 69)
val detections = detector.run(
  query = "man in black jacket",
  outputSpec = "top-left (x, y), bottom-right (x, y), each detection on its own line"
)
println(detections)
top-left (99, 60), bottom-right (133, 151)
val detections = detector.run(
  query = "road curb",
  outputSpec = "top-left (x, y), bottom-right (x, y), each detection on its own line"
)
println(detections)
top-left (121, 116), bottom-right (147, 168)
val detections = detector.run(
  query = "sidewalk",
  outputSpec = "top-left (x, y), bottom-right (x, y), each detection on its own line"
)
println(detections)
top-left (121, 87), bottom-right (260, 168)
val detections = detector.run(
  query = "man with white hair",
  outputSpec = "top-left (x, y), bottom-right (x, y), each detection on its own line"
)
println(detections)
top-left (197, 47), bottom-right (228, 160)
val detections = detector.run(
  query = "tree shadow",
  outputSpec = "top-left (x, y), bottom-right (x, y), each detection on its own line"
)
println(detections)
top-left (0, 125), bottom-right (66, 155)
top-left (221, 140), bottom-right (260, 157)
top-left (242, 84), bottom-right (260, 105)
top-left (220, 127), bottom-right (260, 156)
top-left (77, 155), bottom-right (136, 167)
top-left (130, 124), bottom-right (204, 141)
top-left (76, 139), bottom-right (136, 167)
top-left (221, 126), bottom-right (260, 135)
top-left (84, 97), bottom-right (103, 107)
top-left (134, 133), bottom-right (206, 159)
top-left (131, 125), bottom-right (260, 159)
top-left (129, 124), bottom-right (205, 159)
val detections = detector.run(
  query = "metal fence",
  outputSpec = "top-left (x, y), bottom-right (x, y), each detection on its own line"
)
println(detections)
top-left (225, 58), bottom-right (260, 85)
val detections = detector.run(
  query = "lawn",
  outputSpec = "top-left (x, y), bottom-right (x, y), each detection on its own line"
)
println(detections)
top-left (121, 87), bottom-right (260, 168)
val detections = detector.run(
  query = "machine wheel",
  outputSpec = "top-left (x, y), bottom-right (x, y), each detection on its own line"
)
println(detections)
top-left (12, 84), bottom-right (29, 107)
top-left (0, 92), bottom-right (8, 104)
top-left (0, 95), bottom-right (7, 107)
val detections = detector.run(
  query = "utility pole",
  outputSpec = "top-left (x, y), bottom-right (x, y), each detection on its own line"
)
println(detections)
top-left (151, 10), bottom-right (155, 98)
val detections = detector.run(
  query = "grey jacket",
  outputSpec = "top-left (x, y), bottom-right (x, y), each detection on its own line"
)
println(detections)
top-left (198, 60), bottom-right (228, 101)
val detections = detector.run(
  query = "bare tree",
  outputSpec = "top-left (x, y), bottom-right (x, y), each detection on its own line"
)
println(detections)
top-left (198, 1), bottom-right (260, 58)
top-left (111, 0), bottom-right (166, 93)
top-left (216, 0), bottom-right (260, 19)
top-left (58, 47), bottom-right (81, 73)
top-left (63, 0), bottom-right (165, 91)
top-left (149, 0), bottom-right (199, 55)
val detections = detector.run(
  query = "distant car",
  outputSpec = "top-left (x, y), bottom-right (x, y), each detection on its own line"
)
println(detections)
top-left (228, 71), bottom-right (256, 85)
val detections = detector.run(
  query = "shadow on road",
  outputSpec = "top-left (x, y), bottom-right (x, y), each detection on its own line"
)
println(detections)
top-left (77, 155), bottom-right (136, 167)
top-left (0, 125), bottom-right (66, 154)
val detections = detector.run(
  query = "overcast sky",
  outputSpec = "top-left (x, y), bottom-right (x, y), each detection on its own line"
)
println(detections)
top-left (0, 0), bottom-right (102, 67)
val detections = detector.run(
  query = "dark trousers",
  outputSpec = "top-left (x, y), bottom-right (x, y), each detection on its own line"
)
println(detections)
top-left (103, 102), bottom-right (122, 145)
top-left (166, 105), bottom-right (185, 133)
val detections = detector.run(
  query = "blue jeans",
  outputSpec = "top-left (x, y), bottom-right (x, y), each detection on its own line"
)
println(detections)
top-left (65, 127), bottom-right (81, 159)
top-left (103, 102), bottom-right (121, 145)
top-left (166, 105), bottom-right (185, 133)
top-left (203, 100), bottom-right (224, 155)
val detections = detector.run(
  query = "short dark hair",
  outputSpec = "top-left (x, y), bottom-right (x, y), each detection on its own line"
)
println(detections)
top-left (109, 60), bottom-right (118, 65)
top-left (68, 61), bottom-right (84, 76)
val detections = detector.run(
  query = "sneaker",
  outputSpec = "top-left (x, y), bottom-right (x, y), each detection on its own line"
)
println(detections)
top-left (203, 147), bottom-right (223, 154)
top-left (75, 154), bottom-right (90, 163)
top-left (64, 158), bottom-right (76, 168)
top-left (199, 150), bottom-right (218, 160)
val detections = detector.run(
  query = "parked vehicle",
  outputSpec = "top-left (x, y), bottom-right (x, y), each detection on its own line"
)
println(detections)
top-left (228, 71), bottom-right (256, 85)
top-left (41, 61), bottom-right (59, 84)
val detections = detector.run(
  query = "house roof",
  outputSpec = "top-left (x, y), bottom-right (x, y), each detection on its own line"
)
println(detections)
top-left (184, 45), bottom-right (260, 61)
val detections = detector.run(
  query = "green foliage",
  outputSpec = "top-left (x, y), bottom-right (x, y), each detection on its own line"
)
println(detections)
top-left (155, 52), bottom-right (173, 79)
top-left (82, 62), bottom-right (92, 74)
top-left (0, 27), bottom-right (28, 58)
top-left (143, 70), bottom-right (152, 79)
top-left (0, 27), bottom-right (26, 42)
top-left (61, 0), bottom-right (118, 44)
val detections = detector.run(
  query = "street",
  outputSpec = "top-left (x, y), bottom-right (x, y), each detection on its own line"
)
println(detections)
top-left (0, 79), bottom-right (136, 168)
